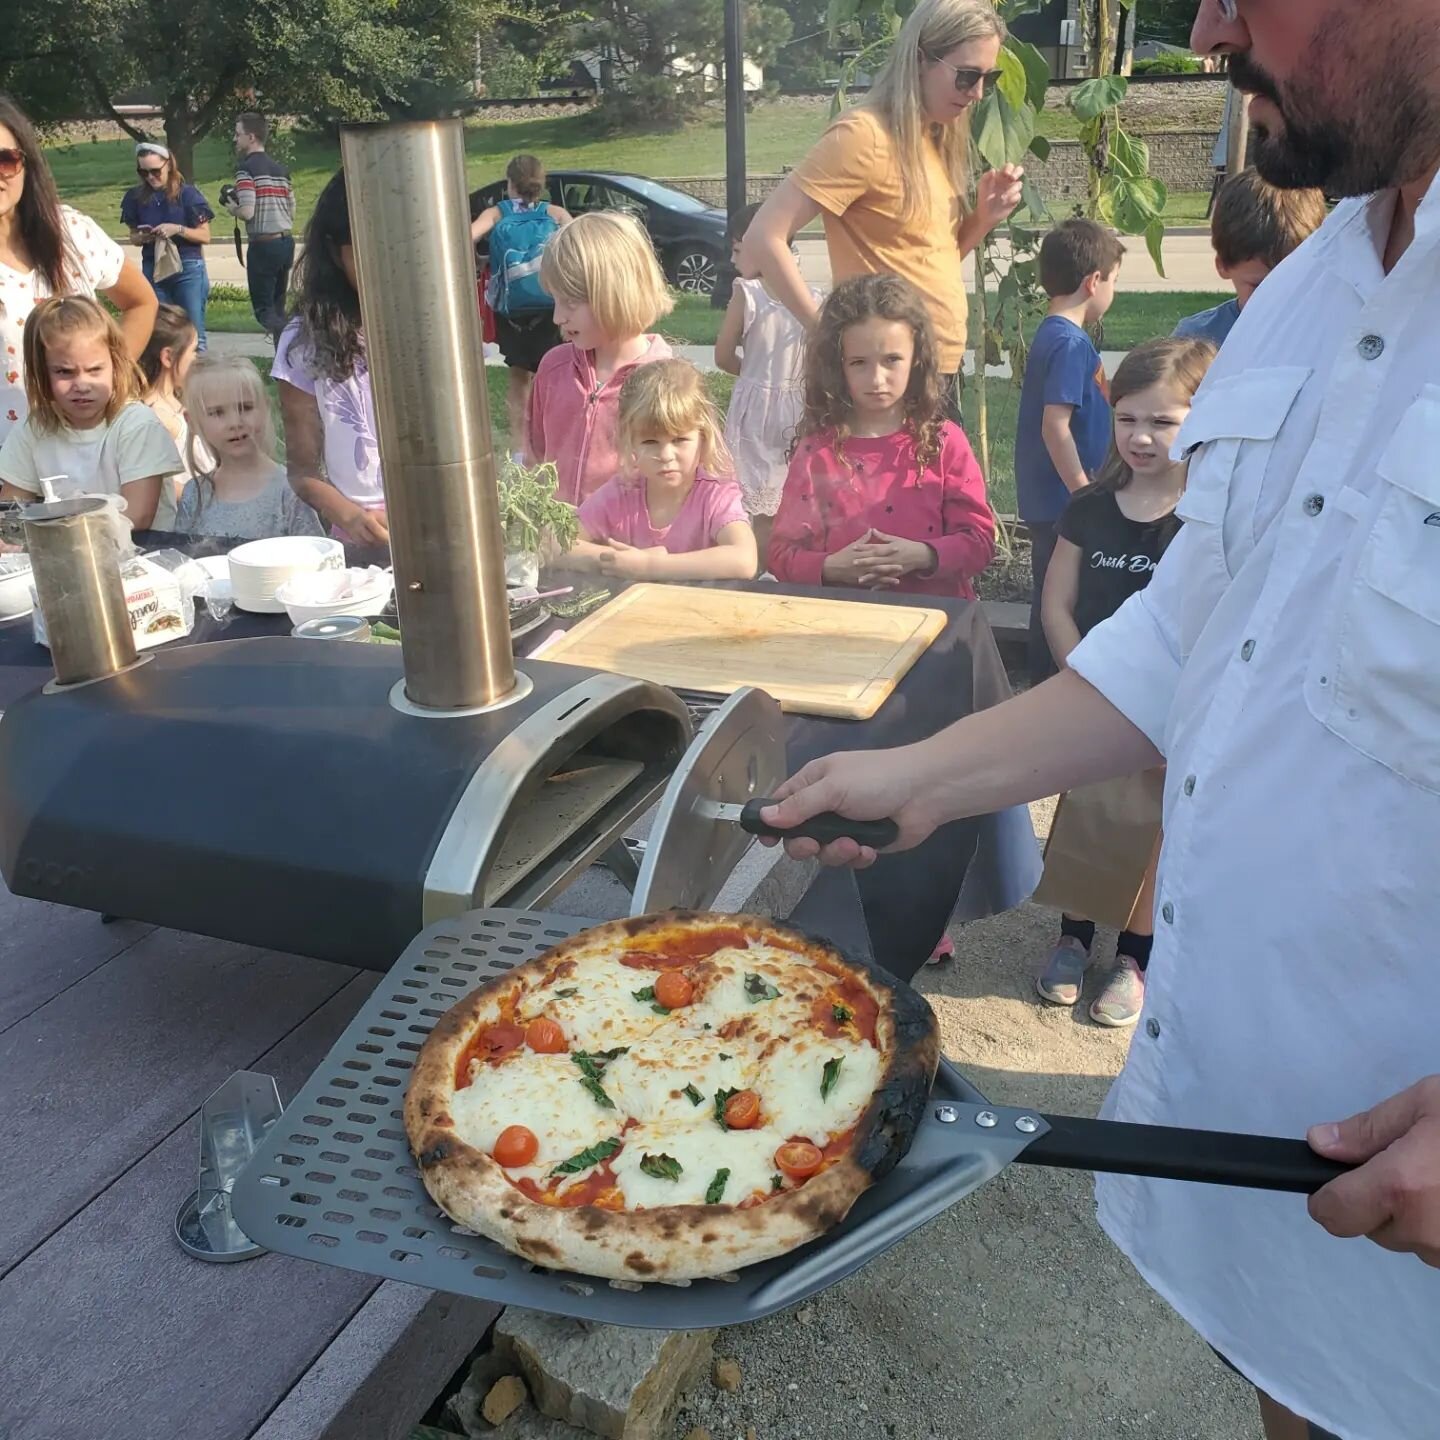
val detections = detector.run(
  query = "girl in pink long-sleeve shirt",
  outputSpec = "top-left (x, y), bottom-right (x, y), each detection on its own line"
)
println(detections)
top-left (525, 212), bottom-right (674, 504)
top-left (768, 273), bottom-right (995, 598)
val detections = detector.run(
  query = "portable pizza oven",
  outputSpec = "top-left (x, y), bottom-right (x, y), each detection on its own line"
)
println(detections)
top-left (0, 118), bottom-right (783, 968)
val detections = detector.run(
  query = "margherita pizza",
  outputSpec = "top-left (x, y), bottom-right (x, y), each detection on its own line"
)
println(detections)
top-left (404, 912), bottom-right (939, 1281)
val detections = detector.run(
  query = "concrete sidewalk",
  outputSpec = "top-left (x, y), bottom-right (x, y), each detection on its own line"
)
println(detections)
top-left (203, 230), bottom-right (1219, 294)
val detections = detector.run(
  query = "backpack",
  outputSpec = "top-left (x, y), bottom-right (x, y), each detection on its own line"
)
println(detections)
top-left (488, 199), bottom-right (559, 316)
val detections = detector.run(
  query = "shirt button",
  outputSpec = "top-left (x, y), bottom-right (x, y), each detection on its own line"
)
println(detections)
top-left (1358, 334), bottom-right (1385, 360)
top-left (1183, 775), bottom-right (1196, 796)
top-left (1161, 901), bottom-right (1174, 924)
top-left (1241, 639), bottom-right (1255, 661)
top-left (1303, 493), bottom-right (1325, 516)
top-left (1146, 1017), bottom-right (1162, 1039)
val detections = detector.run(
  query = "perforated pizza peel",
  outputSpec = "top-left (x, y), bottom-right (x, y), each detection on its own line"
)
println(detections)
top-left (230, 908), bottom-right (1351, 1329)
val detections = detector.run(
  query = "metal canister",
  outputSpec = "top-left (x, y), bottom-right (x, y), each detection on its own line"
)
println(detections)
top-left (22, 496), bottom-right (138, 685)
top-left (292, 615), bottom-right (372, 643)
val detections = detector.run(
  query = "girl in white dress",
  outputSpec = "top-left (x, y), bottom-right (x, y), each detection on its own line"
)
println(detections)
top-left (715, 203), bottom-right (821, 556)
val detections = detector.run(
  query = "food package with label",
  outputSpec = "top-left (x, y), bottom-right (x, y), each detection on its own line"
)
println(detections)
top-left (32, 549), bottom-right (200, 651)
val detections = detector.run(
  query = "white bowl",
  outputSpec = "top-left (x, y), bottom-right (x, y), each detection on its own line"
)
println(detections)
top-left (276, 567), bottom-right (393, 626)
top-left (228, 536), bottom-right (344, 613)
top-left (0, 555), bottom-right (34, 621)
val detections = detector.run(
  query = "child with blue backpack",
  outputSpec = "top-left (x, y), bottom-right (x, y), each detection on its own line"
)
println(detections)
top-left (472, 155), bottom-right (573, 456)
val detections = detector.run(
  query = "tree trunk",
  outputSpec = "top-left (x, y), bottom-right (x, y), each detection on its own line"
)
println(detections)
top-left (1120, 3), bottom-right (1137, 75)
top-left (162, 95), bottom-right (197, 180)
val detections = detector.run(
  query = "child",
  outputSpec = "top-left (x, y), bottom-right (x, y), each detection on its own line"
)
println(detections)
top-left (715, 201), bottom-right (819, 557)
top-left (568, 359), bottom-right (756, 581)
top-left (767, 273), bottom-right (994, 598)
top-left (471, 154), bottom-right (574, 455)
top-left (526, 211), bottom-right (674, 505)
top-left (1013, 217), bottom-right (1125, 686)
top-left (1033, 336), bottom-right (1216, 1027)
top-left (0, 296), bottom-right (182, 531)
top-left (139, 303), bottom-right (212, 508)
top-left (175, 355), bottom-right (323, 540)
top-left (1173, 168), bottom-right (1326, 348)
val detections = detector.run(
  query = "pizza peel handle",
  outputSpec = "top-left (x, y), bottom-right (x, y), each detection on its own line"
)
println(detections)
top-left (1014, 1114), bottom-right (1354, 1194)
top-left (738, 798), bottom-right (899, 850)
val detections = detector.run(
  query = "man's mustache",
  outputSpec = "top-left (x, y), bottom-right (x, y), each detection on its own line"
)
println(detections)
top-left (1227, 52), bottom-right (1284, 108)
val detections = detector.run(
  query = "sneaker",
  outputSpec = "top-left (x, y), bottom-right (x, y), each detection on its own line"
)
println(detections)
top-left (1036, 936), bottom-right (1089, 1006)
top-left (925, 933), bottom-right (956, 966)
top-left (1089, 956), bottom-right (1146, 1028)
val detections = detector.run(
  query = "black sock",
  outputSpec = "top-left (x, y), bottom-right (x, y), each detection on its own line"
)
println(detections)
top-left (1117, 930), bottom-right (1153, 972)
top-left (1060, 916), bottom-right (1095, 951)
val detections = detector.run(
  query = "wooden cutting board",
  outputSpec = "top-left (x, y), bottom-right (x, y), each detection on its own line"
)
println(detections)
top-left (538, 584), bottom-right (948, 719)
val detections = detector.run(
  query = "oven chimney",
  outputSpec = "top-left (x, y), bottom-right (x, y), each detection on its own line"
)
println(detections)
top-left (339, 118), bottom-right (520, 713)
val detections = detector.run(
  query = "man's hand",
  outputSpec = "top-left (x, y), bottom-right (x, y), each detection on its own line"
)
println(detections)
top-left (973, 164), bottom-right (1025, 234)
top-left (596, 540), bottom-right (662, 580)
top-left (1308, 1075), bottom-right (1440, 1268)
top-left (758, 746), bottom-right (938, 867)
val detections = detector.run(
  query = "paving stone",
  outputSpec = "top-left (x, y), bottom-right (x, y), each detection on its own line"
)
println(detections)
top-left (495, 1309), bottom-right (715, 1440)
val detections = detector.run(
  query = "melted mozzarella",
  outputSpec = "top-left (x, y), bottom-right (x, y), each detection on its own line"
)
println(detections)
top-left (515, 955), bottom-right (670, 1052)
top-left (685, 947), bottom-right (830, 1047)
top-left (755, 1033), bottom-right (882, 1144)
top-left (610, 1120), bottom-right (789, 1208)
top-left (605, 1032), bottom-right (759, 1125)
top-left (450, 1052), bottom-right (619, 1172)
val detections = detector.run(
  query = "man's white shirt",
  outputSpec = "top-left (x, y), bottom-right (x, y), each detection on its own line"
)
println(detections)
top-left (1069, 183), bottom-right (1440, 1440)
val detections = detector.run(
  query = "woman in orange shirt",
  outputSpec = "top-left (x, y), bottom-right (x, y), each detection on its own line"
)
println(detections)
top-left (739, 0), bottom-right (1024, 420)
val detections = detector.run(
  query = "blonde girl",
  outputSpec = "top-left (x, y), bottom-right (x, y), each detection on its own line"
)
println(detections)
top-left (175, 355), bottom-right (323, 540)
top-left (739, 0), bottom-right (1024, 416)
top-left (1033, 336), bottom-right (1216, 1027)
top-left (0, 295), bottom-right (181, 530)
top-left (569, 359), bottom-right (756, 581)
top-left (525, 211), bottom-right (674, 504)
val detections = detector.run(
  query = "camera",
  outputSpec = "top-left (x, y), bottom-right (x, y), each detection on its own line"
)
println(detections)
top-left (219, 183), bottom-right (239, 208)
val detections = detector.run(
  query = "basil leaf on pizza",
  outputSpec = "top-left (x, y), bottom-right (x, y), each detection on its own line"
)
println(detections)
top-left (405, 913), bottom-right (939, 1282)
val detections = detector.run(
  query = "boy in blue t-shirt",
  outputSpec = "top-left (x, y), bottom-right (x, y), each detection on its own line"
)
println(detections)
top-left (1014, 218), bottom-right (1125, 684)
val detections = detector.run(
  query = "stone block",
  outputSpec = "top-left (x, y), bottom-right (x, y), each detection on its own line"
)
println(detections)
top-left (495, 1309), bottom-right (715, 1440)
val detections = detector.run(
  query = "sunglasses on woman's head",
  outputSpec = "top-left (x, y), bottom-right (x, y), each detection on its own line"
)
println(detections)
top-left (924, 52), bottom-right (1004, 96)
top-left (0, 148), bottom-right (24, 179)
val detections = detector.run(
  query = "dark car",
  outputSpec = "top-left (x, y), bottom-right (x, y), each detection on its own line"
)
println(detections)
top-left (470, 169), bottom-right (728, 295)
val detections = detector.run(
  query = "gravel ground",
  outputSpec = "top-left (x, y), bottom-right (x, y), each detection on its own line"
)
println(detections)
top-left (672, 799), bottom-right (1262, 1440)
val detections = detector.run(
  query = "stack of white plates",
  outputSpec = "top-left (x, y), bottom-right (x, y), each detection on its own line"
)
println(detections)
top-left (0, 553), bottom-right (34, 621)
top-left (227, 537), bottom-right (345, 614)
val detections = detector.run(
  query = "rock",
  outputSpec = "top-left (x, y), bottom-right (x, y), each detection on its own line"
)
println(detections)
top-left (710, 1359), bottom-right (742, 1394)
top-left (680, 1430), bottom-right (713, 1440)
top-left (495, 1309), bottom-right (716, 1440)
top-left (447, 1349), bottom-right (521, 1435)
top-left (491, 1404), bottom-right (596, 1438)
top-left (795, 1307), bottom-right (814, 1327)
top-left (482, 1376), bottom-right (529, 1427)
top-left (745, 1429), bottom-right (758, 1440)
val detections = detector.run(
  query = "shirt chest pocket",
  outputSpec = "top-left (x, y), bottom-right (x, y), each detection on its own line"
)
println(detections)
top-left (1171, 366), bottom-right (1311, 656)
top-left (1315, 389), bottom-right (1440, 793)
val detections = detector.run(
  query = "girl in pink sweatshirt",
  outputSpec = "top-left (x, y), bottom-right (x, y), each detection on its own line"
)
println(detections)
top-left (768, 273), bottom-right (995, 599)
top-left (525, 212), bottom-right (674, 504)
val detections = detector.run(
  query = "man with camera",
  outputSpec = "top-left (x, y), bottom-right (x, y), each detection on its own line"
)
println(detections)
top-left (222, 111), bottom-right (296, 345)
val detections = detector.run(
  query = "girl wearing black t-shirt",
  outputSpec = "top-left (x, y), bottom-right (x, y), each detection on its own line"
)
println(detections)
top-left (1033, 337), bottom-right (1215, 1027)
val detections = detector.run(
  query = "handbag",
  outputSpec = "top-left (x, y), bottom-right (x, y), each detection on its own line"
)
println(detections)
top-left (153, 236), bottom-right (183, 282)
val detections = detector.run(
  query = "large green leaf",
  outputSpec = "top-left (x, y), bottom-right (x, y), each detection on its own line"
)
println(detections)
top-left (1004, 35), bottom-right (1050, 111)
top-left (1028, 132), bottom-right (1051, 162)
top-left (1111, 174), bottom-right (1167, 232)
top-left (1145, 216), bottom-right (1167, 277)
top-left (994, 45), bottom-right (1028, 113)
top-left (1108, 126), bottom-right (1150, 181)
top-left (1070, 73), bottom-right (1128, 120)
top-left (973, 88), bottom-right (1036, 170)
top-left (996, 0), bottom-right (1045, 16)
top-left (1017, 171), bottom-right (1050, 222)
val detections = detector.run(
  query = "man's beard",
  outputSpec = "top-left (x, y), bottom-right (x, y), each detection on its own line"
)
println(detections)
top-left (1230, 23), bottom-right (1440, 197)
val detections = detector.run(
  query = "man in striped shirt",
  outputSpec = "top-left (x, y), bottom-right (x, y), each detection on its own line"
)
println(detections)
top-left (225, 112), bottom-right (296, 343)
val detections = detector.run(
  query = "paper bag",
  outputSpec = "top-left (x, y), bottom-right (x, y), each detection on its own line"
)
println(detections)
top-left (153, 236), bottom-right (182, 281)
top-left (1031, 769), bottom-right (1164, 930)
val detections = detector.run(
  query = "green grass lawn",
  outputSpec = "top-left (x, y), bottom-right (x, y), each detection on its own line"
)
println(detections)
top-left (50, 103), bottom-right (1211, 242)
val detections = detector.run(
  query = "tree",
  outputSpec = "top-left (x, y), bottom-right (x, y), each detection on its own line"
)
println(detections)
top-left (0, 0), bottom-right (546, 176)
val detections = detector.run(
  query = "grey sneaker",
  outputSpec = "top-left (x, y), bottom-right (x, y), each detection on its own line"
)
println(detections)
top-left (1036, 936), bottom-right (1089, 1006)
top-left (1089, 956), bottom-right (1146, 1028)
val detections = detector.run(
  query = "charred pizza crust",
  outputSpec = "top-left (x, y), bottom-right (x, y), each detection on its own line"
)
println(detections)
top-left (405, 911), bottom-right (939, 1281)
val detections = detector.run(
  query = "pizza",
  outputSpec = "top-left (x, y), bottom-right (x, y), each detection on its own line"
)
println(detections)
top-left (404, 911), bottom-right (940, 1282)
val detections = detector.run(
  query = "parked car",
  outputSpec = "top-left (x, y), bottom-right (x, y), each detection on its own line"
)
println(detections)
top-left (470, 170), bottom-right (728, 296)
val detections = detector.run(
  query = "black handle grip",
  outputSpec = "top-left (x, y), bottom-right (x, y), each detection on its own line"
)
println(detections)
top-left (1016, 1114), bottom-right (1352, 1195)
top-left (739, 797), bottom-right (899, 851)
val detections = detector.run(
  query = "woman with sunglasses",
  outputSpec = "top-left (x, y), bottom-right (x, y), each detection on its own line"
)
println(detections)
top-left (121, 142), bottom-right (214, 352)
top-left (0, 94), bottom-right (157, 447)
top-left (739, 0), bottom-right (1023, 423)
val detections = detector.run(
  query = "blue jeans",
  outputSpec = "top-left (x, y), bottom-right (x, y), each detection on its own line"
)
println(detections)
top-left (144, 254), bottom-right (210, 351)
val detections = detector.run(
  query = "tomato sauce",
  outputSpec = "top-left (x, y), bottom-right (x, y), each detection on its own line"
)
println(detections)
top-left (809, 978), bottom-right (879, 1045)
top-left (511, 1163), bottom-right (625, 1210)
top-left (620, 925), bottom-right (751, 969)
